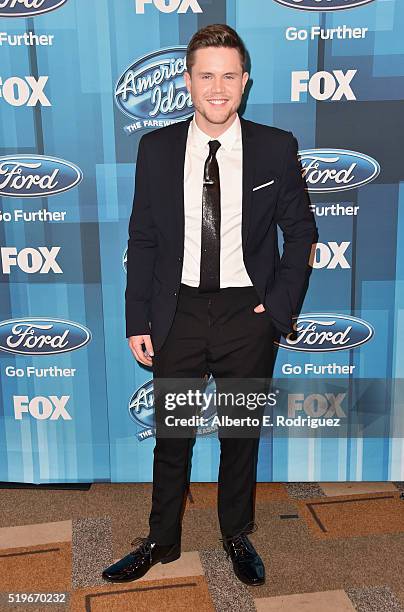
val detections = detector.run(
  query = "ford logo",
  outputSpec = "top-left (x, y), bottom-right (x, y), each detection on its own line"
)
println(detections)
top-left (276, 313), bottom-right (374, 352)
top-left (115, 47), bottom-right (193, 129)
top-left (129, 376), bottom-right (218, 436)
top-left (0, 155), bottom-right (82, 198)
top-left (0, 0), bottom-right (68, 18)
top-left (298, 149), bottom-right (379, 193)
top-left (0, 318), bottom-right (92, 355)
top-left (273, 0), bottom-right (376, 11)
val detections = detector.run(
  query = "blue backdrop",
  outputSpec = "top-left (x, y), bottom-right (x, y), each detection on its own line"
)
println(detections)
top-left (1, 0), bottom-right (403, 483)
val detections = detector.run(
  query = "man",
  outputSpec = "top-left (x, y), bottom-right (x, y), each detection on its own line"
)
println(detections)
top-left (103, 24), bottom-right (318, 586)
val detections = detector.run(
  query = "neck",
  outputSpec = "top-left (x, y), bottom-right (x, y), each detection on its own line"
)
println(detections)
top-left (194, 112), bottom-right (237, 138)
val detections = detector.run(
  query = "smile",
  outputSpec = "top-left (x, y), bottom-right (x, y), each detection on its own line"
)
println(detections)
top-left (207, 99), bottom-right (228, 105)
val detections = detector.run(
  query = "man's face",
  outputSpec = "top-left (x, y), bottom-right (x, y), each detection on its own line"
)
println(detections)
top-left (184, 46), bottom-right (249, 131)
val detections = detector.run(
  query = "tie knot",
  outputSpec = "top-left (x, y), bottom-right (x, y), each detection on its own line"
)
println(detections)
top-left (208, 140), bottom-right (221, 156)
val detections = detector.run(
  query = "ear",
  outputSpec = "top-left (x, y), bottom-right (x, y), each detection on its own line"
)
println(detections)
top-left (184, 70), bottom-right (191, 94)
top-left (242, 71), bottom-right (249, 93)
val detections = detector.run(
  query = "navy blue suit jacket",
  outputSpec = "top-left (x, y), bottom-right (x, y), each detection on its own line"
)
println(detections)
top-left (125, 115), bottom-right (318, 352)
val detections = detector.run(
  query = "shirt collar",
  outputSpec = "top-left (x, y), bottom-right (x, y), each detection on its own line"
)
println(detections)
top-left (189, 113), bottom-right (241, 152)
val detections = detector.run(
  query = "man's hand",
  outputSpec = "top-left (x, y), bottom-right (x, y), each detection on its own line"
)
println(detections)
top-left (253, 303), bottom-right (266, 313)
top-left (128, 334), bottom-right (154, 366)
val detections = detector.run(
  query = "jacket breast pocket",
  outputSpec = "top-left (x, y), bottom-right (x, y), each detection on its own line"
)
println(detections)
top-left (252, 176), bottom-right (279, 203)
top-left (252, 179), bottom-right (275, 192)
top-left (251, 178), bottom-right (279, 227)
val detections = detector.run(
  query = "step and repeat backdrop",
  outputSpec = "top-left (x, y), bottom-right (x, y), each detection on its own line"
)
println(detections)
top-left (1, 0), bottom-right (403, 484)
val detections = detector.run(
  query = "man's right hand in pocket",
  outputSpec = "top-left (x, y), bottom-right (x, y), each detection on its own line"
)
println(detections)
top-left (128, 335), bottom-right (154, 367)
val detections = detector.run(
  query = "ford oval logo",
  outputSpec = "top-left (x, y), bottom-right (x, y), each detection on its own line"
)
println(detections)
top-left (0, 0), bottom-right (68, 18)
top-left (0, 155), bottom-right (82, 198)
top-left (273, 0), bottom-right (376, 11)
top-left (298, 149), bottom-right (379, 193)
top-left (0, 318), bottom-right (92, 355)
top-left (276, 313), bottom-right (374, 352)
top-left (115, 47), bottom-right (193, 129)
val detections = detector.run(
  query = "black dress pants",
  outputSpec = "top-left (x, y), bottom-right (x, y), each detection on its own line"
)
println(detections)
top-left (148, 282), bottom-right (277, 545)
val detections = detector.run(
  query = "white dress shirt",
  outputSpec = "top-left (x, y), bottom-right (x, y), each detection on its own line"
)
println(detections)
top-left (181, 113), bottom-right (253, 288)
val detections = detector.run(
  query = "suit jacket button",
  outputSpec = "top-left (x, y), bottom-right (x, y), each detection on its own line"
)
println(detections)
top-left (178, 256), bottom-right (182, 262)
top-left (173, 291), bottom-right (177, 296)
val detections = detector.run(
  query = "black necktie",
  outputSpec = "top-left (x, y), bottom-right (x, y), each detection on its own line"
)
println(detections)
top-left (199, 139), bottom-right (221, 292)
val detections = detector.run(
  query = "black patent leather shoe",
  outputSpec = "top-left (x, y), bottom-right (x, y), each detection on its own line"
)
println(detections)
top-left (102, 536), bottom-right (181, 582)
top-left (222, 524), bottom-right (265, 586)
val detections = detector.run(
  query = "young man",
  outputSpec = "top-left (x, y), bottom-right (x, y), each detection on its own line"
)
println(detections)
top-left (103, 24), bottom-right (318, 586)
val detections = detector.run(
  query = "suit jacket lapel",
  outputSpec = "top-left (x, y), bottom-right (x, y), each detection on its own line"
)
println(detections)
top-left (240, 117), bottom-right (255, 251)
top-left (170, 116), bottom-right (192, 252)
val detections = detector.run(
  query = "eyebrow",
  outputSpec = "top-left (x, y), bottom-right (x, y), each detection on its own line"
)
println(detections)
top-left (198, 71), bottom-right (240, 76)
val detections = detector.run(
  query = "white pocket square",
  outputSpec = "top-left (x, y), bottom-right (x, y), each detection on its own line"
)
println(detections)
top-left (252, 179), bottom-right (275, 192)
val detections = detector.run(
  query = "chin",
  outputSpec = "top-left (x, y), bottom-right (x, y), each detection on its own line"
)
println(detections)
top-left (207, 115), bottom-right (230, 125)
top-left (202, 108), bottom-right (234, 125)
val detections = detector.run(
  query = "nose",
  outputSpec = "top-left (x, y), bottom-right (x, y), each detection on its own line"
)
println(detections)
top-left (211, 76), bottom-right (225, 93)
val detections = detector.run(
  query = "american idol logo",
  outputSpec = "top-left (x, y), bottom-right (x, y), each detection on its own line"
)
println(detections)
top-left (0, 318), bottom-right (91, 355)
top-left (129, 376), bottom-right (218, 440)
top-left (276, 314), bottom-right (374, 352)
top-left (0, 0), bottom-right (68, 18)
top-left (298, 149), bottom-right (379, 193)
top-left (129, 380), bottom-right (155, 437)
top-left (115, 47), bottom-right (193, 132)
top-left (0, 155), bottom-right (82, 198)
top-left (273, 0), bottom-right (375, 11)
